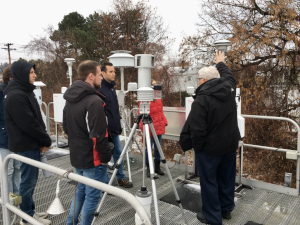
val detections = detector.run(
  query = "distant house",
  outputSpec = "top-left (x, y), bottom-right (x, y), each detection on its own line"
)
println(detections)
top-left (168, 66), bottom-right (200, 93)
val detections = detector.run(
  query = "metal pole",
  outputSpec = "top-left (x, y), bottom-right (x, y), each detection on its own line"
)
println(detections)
top-left (150, 123), bottom-right (189, 225)
top-left (120, 67), bottom-right (124, 91)
top-left (68, 64), bottom-right (73, 87)
top-left (55, 122), bottom-right (58, 147)
top-left (122, 107), bottom-right (132, 182)
top-left (144, 124), bottom-right (160, 225)
top-left (297, 122), bottom-right (300, 196)
top-left (142, 125), bottom-right (146, 187)
top-left (41, 102), bottom-right (49, 135)
top-left (0, 154), bottom-right (11, 225)
top-left (238, 146), bottom-right (243, 185)
top-left (47, 102), bottom-right (53, 135)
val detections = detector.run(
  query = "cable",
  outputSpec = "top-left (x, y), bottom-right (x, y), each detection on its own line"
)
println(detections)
top-left (168, 161), bottom-right (177, 169)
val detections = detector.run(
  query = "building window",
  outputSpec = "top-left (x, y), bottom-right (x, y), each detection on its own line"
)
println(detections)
top-left (188, 76), bottom-right (191, 81)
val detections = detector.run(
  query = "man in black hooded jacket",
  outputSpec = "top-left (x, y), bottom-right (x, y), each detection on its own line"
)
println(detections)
top-left (180, 52), bottom-right (241, 225)
top-left (4, 61), bottom-right (52, 225)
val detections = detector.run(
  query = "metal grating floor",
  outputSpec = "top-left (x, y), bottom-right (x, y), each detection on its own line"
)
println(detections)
top-left (1, 153), bottom-right (300, 225)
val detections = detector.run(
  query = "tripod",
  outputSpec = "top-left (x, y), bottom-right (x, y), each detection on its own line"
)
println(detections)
top-left (91, 113), bottom-right (189, 225)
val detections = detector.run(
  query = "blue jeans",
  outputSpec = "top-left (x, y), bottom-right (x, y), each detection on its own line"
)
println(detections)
top-left (17, 149), bottom-right (40, 222)
top-left (145, 135), bottom-right (162, 164)
top-left (0, 148), bottom-right (21, 194)
top-left (67, 165), bottom-right (107, 225)
top-left (111, 135), bottom-right (126, 180)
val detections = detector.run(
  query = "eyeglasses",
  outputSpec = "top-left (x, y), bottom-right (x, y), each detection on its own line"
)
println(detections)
top-left (197, 78), bottom-right (204, 81)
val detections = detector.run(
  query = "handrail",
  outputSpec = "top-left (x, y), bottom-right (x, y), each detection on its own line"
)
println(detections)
top-left (0, 154), bottom-right (152, 225)
top-left (241, 114), bottom-right (300, 196)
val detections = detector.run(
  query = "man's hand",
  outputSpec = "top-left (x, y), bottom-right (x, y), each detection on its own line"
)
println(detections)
top-left (213, 51), bottom-right (227, 64)
top-left (40, 146), bottom-right (51, 153)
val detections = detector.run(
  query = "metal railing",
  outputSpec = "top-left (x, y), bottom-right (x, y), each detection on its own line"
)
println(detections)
top-left (0, 154), bottom-right (152, 225)
top-left (238, 115), bottom-right (300, 196)
top-left (127, 107), bottom-right (300, 196)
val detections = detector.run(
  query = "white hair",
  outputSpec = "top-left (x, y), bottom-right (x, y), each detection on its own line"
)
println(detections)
top-left (198, 66), bottom-right (220, 80)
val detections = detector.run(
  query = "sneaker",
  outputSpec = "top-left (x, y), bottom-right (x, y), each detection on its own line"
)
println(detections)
top-left (35, 212), bottom-right (48, 219)
top-left (117, 178), bottom-right (133, 188)
top-left (33, 213), bottom-right (51, 225)
top-left (20, 212), bottom-right (49, 224)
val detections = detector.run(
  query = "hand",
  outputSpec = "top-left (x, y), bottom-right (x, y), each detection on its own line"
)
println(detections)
top-left (40, 146), bottom-right (50, 153)
top-left (213, 51), bottom-right (227, 64)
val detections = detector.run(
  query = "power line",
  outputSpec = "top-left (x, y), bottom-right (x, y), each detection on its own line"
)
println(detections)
top-left (1, 43), bottom-right (16, 66)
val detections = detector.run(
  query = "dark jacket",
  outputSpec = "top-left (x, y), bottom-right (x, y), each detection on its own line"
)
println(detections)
top-left (0, 83), bottom-right (8, 149)
top-left (63, 80), bottom-right (112, 169)
top-left (3, 61), bottom-right (51, 152)
top-left (180, 62), bottom-right (241, 156)
top-left (97, 78), bottom-right (121, 136)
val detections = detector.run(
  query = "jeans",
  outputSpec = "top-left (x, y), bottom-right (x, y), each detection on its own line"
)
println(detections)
top-left (17, 149), bottom-right (40, 222)
top-left (0, 148), bottom-right (21, 194)
top-left (111, 135), bottom-right (126, 180)
top-left (145, 135), bottom-right (162, 164)
top-left (67, 165), bottom-right (107, 225)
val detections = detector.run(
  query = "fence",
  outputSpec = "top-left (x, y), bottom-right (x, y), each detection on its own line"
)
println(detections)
top-left (237, 115), bottom-right (300, 196)
top-left (0, 154), bottom-right (152, 225)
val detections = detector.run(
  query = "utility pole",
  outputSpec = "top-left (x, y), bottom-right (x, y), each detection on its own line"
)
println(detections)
top-left (1, 43), bottom-right (16, 66)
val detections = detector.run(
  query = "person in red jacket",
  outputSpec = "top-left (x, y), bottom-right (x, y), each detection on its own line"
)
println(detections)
top-left (139, 80), bottom-right (168, 178)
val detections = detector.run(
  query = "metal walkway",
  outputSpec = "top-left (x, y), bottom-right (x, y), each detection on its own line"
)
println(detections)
top-left (1, 153), bottom-right (300, 225)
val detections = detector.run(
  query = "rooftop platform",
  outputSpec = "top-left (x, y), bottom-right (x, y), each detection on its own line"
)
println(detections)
top-left (1, 152), bottom-right (300, 225)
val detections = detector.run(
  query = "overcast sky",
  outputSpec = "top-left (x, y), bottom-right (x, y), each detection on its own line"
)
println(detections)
top-left (0, 0), bottom-right (200, 64)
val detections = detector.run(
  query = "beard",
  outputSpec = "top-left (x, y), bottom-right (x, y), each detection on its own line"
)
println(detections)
top-left (94, 82), bottom-right (101, 89)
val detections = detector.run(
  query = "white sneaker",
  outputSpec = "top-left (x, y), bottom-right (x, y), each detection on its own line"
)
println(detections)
top-left (34, 212), bottom-right (48, 219)
top-left (33, 213), bottom-right (51, 225)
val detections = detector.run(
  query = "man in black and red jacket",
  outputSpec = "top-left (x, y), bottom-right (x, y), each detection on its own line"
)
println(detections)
top-left (180, 52), bottom-right (241, 225)
top-left (63, 60), bottom-right (112, 225)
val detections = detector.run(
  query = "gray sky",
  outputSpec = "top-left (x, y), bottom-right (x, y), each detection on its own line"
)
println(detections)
top-left (0, 0), bottom-right (200, 64)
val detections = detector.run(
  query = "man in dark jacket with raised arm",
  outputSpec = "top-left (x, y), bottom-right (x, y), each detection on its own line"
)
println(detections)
top-left (63, 60), bottom-right (112, 225)
top-left (4, 61), bottom-right (52, 225)
top-left (180, 52), bottom-right (241, 225)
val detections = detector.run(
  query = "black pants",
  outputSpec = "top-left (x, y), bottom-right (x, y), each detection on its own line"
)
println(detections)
top-left (196, 150), bottom-right (236, 225)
